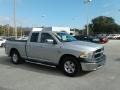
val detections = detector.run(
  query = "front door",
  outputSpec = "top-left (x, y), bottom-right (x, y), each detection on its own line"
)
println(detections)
top-left (38, 33), bottom-right (59, 63)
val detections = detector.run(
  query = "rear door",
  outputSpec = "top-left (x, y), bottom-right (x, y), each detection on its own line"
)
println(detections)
top-left (26, 32), bottom-right (42, 59)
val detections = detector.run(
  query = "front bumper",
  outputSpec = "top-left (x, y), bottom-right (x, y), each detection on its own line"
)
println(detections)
top-left (81, 55), bottom-right (106, 71)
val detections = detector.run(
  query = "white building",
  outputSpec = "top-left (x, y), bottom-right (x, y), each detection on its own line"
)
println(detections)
top-left (42, 27), bottom-right (70, 34)
top-left (32, 27), bottom-right (43, 32)
top-left (32, 26), bottom-right (71, 34)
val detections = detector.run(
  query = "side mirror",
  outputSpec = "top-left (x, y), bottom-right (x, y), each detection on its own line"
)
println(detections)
top-left (46, 39), bottom-right (54, 44)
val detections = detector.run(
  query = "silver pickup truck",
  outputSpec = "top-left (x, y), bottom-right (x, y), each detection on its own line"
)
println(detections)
top-left (5, 30), bottom-right (106, 76)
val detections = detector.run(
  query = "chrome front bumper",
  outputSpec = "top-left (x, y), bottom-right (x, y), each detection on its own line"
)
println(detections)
top-left (81, 55), bottom-right (106, 71)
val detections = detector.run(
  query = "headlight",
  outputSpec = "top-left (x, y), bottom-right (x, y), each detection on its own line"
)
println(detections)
top-left (79, 51), bottom-right (93, 59)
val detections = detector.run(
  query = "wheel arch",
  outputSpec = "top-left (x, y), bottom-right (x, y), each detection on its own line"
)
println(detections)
top-left (59, 54), bottom-right (79, 66)
top-left (10, 48), bottom-right (20, 56)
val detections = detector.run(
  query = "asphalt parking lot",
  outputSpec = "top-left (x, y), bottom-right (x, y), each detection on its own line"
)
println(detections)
top-left (0, 40), bottom-right (120, 90)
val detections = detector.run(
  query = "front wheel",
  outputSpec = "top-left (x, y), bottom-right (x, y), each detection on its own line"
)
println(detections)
top-left (61, 56), bottom-right (81, 77)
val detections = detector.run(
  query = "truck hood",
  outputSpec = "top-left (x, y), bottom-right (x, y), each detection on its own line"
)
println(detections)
top-left (62, 41), bottom-right (103, 52)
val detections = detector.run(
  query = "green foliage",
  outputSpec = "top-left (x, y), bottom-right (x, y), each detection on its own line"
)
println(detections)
top-left (90, 16), bottom-right (120, 34)
top-left (70, 28), bottom-right (84, 35)
top-left (0, 25), bottom-right (31, 36)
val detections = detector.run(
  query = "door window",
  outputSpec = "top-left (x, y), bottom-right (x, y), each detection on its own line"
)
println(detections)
top-left (40, 33), bottom-right (56, 44)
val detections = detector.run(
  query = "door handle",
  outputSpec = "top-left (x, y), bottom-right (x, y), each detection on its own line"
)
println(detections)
top-left (26, 44), bottom-right (30, 47)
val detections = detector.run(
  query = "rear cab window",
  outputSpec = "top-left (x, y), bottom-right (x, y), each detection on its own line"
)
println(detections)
top-left (30, 32), bottom-right (39, 42)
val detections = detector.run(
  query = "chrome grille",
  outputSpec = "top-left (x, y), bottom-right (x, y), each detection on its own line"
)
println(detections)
top-left (94, 53), bottom-right (102, 58)
top-left (94, 48), bottom-right (104, 61)
top-left (96, 49), bottom-right (102, 53)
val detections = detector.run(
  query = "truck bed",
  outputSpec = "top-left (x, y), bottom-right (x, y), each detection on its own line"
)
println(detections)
top-left (5, 40), bottom-right (27, 59)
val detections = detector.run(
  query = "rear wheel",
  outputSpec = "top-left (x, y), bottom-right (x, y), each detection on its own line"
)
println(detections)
top-left (61, 56), bottom-right (81, 77)
top-left (11, 50), bottom-right (24, 64)
top-left (1, 43), bottom-right (5, 47)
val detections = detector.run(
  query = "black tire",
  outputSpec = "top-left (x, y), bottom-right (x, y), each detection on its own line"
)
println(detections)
top-left (1, 43), bottom-right (4, 47)
top-left (61, 56), bottom-right (81, 77)
top-left (11, 50), bottom-right (24, 64)
top-left (1, 43), bottom-right (5, 47)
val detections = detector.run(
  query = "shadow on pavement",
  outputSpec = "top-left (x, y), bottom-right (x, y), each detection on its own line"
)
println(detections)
top-left (0, 86), bottom-right (12, 90)
top-left (0, 56), bottom-right (90, 77)
top-left (115, 58), bottom-right (120, 62)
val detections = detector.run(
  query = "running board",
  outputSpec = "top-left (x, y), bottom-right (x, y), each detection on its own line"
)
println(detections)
top-left (25, 60), bottom-right (57, 68)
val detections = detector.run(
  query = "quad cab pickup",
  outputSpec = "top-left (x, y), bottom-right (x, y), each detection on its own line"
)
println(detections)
top-left (5, 29), bottom-right (106, 76)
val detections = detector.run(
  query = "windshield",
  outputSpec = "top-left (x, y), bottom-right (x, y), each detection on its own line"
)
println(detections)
top-left (53, 32), bottom-right (77, 42)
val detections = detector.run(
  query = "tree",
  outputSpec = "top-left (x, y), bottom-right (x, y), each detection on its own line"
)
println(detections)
top-left (91, 16), bottom-right (120, 34)
top-left (71, 28), bottom-right (84, 35)
top-left (0, 24), bottom-right (31, 37)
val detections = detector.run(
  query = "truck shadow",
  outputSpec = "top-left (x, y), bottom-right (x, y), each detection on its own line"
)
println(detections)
top-left (0, 86), bottom-right (12, 90)
top-left (0, 56), bottom-right (90, 77)
top-left (115, 58), bottom-right (120, 62)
